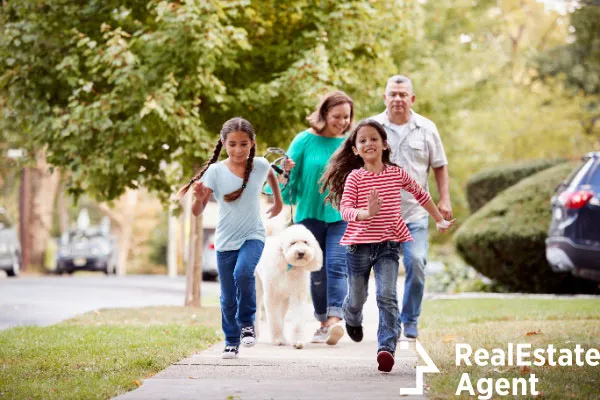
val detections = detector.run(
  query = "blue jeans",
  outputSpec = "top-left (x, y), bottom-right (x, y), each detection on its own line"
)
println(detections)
top-left (299, 219), bottom-right (348, 322)
top-left (343, 241), bottom-right (401, 354)
top-left (399, 216), bottom-right (429, 327)
top-left (216, 239), bottom-right (265, 346)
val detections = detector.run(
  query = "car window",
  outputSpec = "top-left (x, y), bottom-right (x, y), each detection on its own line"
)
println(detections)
top-left (565, 158), bottom-right (594, 190)
top-left (585, 160), bottom-right (600, 188)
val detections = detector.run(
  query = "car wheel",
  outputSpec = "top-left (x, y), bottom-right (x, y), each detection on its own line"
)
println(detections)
top-left (66, 269), bottom-right (74, 275)
top-left (6, 254), bottom-right (20, 277)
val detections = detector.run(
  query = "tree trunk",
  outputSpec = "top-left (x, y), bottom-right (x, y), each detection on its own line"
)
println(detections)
top-left (185, 198), bottom-right (203, 307)
top-left (26, 153), bottom-right (61, 269)
top-left (98, 188), bottom-right (139, 276)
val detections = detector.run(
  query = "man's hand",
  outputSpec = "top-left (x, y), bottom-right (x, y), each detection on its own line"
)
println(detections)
top-left (367, 188), bottom-right (382, 217)
top-left (435, 218), bottom-right (456, 233)
top-left (437, 198), bottom-right (453, 220)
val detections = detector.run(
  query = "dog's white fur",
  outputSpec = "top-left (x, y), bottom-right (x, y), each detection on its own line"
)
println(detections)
top-left (255, 224), bottom-right (322, 349)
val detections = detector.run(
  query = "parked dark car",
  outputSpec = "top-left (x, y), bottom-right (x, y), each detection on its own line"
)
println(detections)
top-left (0, 208), bottom-right (21, 277)
top-left (56, 227), bottom-right (118, 275)
top-left (546, 152), bottom-right (600, 281)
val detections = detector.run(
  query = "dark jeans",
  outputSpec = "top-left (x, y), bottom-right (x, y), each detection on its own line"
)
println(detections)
top-left (216, 239), bottom-right (265, 346)
top-left (344, 241), bottom-right (401, 354)
top-left (299, 219), bottom-right (348, 322)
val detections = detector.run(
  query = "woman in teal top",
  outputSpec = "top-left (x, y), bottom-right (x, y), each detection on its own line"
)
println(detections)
top-left (282, 91), bottom-right (354, 345)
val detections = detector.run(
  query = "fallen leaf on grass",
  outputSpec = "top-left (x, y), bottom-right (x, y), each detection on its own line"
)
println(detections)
top-left (526, 329), bottom-right (542, 336)
top-left (490, 368), bottom-right (508, 374)
top-left (132, 380), bottom-right (142, 387)
top-left (442, 335), bottom-right (456, 343)
top-left (520, 366), bottom-right (532, 375)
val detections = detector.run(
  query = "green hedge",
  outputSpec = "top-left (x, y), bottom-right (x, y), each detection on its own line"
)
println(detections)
top-left (455, 162), bottom-right (599, 294)
top-left (465, 159), bottom-right (566, 213)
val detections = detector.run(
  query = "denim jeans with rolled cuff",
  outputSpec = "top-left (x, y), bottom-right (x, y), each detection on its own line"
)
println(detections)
top-left (299, 218), bottom-right (348, 322)
top-left (216, 239), bottom-right (265, 346)
top-left (343, 241), bottom-right (401, 354)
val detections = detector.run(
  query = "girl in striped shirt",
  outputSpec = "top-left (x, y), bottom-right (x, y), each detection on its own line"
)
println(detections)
top-left (320, 119), bottom-right (454, 372)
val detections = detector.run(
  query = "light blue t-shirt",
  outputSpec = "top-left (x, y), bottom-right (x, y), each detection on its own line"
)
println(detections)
top-left (201, 157), bottom-right (270, 251)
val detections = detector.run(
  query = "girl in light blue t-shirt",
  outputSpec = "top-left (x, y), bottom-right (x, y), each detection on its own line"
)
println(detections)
top-left (177, 117), bottom-right (283, 359)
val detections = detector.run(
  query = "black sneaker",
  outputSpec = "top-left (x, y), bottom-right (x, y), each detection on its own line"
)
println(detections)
top-left (222, 345), bottom-right (239, 359)
top-left (345, 323), bottom-right (363, 342)
top-left (240, 326), bottom-right (256, 347)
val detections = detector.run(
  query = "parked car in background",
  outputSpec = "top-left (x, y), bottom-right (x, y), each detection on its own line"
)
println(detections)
top-left (56, 227), bottom-right (118, 275)
top-left (0, 208), bottom-right (21, 277)
top-left (546, 152), bottom-right (600, 281)
top-left (203, 232), bottom-right (218, 281)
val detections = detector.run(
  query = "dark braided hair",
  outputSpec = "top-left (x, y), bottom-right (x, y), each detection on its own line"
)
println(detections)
top-left (176, 117), bottom-right (256, 202)
top-left (320, 119), bottom-right (399, 208)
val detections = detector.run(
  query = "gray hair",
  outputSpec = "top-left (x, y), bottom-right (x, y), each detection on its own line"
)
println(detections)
top-left (385, 75), bottom-right (414, 95)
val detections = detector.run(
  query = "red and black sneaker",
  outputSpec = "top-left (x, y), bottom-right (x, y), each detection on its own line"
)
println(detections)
top-left (377, 350), bottom-right (395, 372)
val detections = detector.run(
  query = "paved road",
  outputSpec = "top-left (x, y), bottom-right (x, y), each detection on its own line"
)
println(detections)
top-left (0, 274), bottom-right (220, 330)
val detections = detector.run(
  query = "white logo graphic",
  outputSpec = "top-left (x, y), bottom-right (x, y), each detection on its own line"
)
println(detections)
top-left (399, 340), bottom-right (440, 396)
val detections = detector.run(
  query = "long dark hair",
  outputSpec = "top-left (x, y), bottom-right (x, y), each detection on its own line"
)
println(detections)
top-left (307, 91), bottom-right (354, 134)
top-left (320, 119), bottom-right (397, 208)
top-left (176, 117), bottom-right (256, 202)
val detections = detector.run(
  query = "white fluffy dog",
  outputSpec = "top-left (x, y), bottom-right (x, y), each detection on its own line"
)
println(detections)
top-left (255, 224), bottom-right (322, 349)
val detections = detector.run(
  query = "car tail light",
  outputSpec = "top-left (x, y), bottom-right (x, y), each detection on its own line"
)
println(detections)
top-left (209, 243), bottom-right (215, 250)
top-left (559, 190), bottom-right (594, 209)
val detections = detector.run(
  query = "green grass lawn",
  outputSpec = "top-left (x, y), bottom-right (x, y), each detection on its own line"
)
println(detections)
top-left (0, 306), bottom-right (222, 400)
top-left (419, 298), bottom-right (600, 399)
top-left (0, 298), bottom-right (598, 399)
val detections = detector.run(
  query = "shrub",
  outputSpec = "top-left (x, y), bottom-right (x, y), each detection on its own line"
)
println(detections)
top-left (465, 158), bottom-right (565, 213)
top-left (455, 162), bottom-right (599, 294)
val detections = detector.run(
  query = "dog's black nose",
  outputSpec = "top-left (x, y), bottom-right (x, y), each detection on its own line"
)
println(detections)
top-left (297, 251), bottom-right (305, 258)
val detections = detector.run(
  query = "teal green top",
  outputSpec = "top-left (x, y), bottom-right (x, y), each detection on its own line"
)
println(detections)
top-left (268, 130), bottom-right (345, 223)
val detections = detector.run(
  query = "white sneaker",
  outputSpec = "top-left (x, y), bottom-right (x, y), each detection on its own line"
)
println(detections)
top-left (311, 326), bottom-right (330, 343)
top-left (326, 322), bottom-right (344, 346)
top-left (222, 345), bottom-right (239, 359)
top-left (240, 326), bottom-right (257, 347)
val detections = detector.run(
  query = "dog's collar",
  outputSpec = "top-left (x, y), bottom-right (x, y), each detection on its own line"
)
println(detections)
top-left (287, 263), bottom-right (293, 271)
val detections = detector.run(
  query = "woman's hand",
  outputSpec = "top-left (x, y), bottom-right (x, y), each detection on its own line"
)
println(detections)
top-left (283, 157), bottom-right (295, 172)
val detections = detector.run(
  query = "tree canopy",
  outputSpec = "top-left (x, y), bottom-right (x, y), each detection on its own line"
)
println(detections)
top-left (1, 0), bottom-right (404, 203)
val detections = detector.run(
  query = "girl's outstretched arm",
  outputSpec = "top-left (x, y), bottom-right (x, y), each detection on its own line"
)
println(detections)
top-left (266, 169), bottom-right (283, 218)
top-left (421, 199), bottom-right (456, 233)
top-left (191, 181), bottom-right (213, 216)
top-left (398, 167), bottom-right (455, 232)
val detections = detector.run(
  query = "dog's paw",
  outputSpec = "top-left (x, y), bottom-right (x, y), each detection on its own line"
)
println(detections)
top-left (272, 337), bottom-right (287, 346)
top-left (293, 341), bottom-right (305, 349)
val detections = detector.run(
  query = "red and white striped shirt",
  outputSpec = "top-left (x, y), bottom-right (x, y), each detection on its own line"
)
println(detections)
top-left (339, 165), bottom-right (431, 245)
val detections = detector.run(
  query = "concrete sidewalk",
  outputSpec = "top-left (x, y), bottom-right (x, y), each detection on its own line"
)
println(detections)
top-left (114, 280), bottom-right (426, 400)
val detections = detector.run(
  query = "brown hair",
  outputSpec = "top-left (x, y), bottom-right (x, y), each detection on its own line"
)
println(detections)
top-left (176, 117), bottom-right (256, 202)
top-left (320, 119), bottom-right (398, 208)
top-left (306, 91), bottom-right (354, 134)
